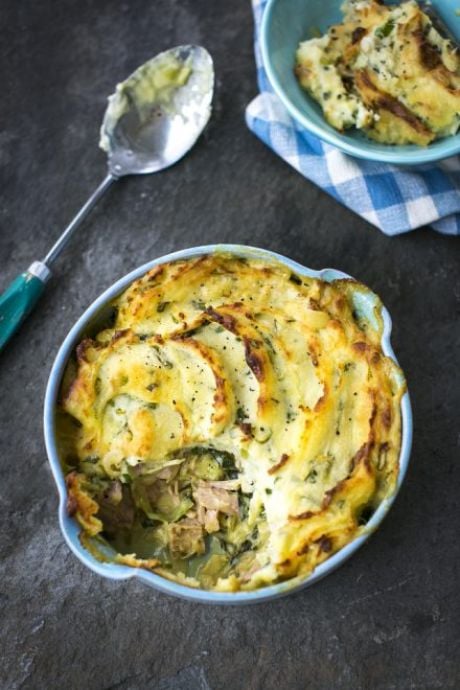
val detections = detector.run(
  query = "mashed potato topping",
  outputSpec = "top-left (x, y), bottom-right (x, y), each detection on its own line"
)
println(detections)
top-left (295, 0), bottom-right (460, 145)
top-left (59, 254), bottom-right (405, 591)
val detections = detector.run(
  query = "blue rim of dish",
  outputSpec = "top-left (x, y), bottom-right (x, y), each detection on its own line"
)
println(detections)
top-left (260, 0), bottom-right (460, 165)
top-left (44, 244), bottom-right (413, 605)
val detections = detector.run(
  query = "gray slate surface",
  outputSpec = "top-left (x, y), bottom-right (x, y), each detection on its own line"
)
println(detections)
top-left (1, 1), bottom-right (459, 689)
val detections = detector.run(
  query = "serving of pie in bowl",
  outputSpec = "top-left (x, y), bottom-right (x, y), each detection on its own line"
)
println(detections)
top-left (294, 0), bottom-right (460, 145)
top-left (44, 245), bottom-right (412, 603)
top-left (261, 0), bottom-right (460, 164)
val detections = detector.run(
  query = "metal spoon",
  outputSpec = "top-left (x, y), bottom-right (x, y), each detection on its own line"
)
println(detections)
top-left (0, 45), bottom-right (214, 351)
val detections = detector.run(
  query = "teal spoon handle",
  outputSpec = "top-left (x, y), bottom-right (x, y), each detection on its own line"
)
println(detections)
top-left (0, 174), bottom-right (115, 353)
top-left (0, 261), bottom-right (51, 351)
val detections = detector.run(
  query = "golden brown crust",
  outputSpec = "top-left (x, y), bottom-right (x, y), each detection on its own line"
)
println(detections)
top-left (59, 253), bottom-right (405, 591)
top-left (354, 69), bottom-right (434, 145)
top-left (65, 472), bottom-right (102, 537)
top-left (268, 453), bottom-right (290, 475)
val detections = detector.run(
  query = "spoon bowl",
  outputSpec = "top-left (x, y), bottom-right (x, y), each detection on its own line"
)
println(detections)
top-left (101, 45), bottom-right (214, 177)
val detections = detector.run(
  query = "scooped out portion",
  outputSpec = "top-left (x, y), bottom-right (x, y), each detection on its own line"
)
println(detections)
top-left (295, 0), bottom-right (460, 145)
top-left (58, 253), bottom-right (405, 591)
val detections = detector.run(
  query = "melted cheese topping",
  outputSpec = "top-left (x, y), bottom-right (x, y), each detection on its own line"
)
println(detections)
top-left (295, 0), bottom-right (460, 145)
top-left (60, 254), bottom-right (405, 591)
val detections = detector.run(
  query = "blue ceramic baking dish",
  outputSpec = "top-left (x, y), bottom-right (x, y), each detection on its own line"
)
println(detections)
top-left (44, 245), bottom-right (412, 604)
top-left (261, 0), bottom-right (460, 164)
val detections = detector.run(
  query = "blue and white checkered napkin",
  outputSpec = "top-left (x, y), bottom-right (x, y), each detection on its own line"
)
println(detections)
top-left (245, 0), bottom-right (460, 236)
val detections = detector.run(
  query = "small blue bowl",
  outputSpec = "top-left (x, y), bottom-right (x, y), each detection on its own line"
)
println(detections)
top-left (261, 0), bottom-right (460, 164)
top-left (44, 245), bottom-right (412, 605)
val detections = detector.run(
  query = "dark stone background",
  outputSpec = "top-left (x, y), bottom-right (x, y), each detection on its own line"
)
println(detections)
top-left (1, 1), bottom-right (459, 688)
